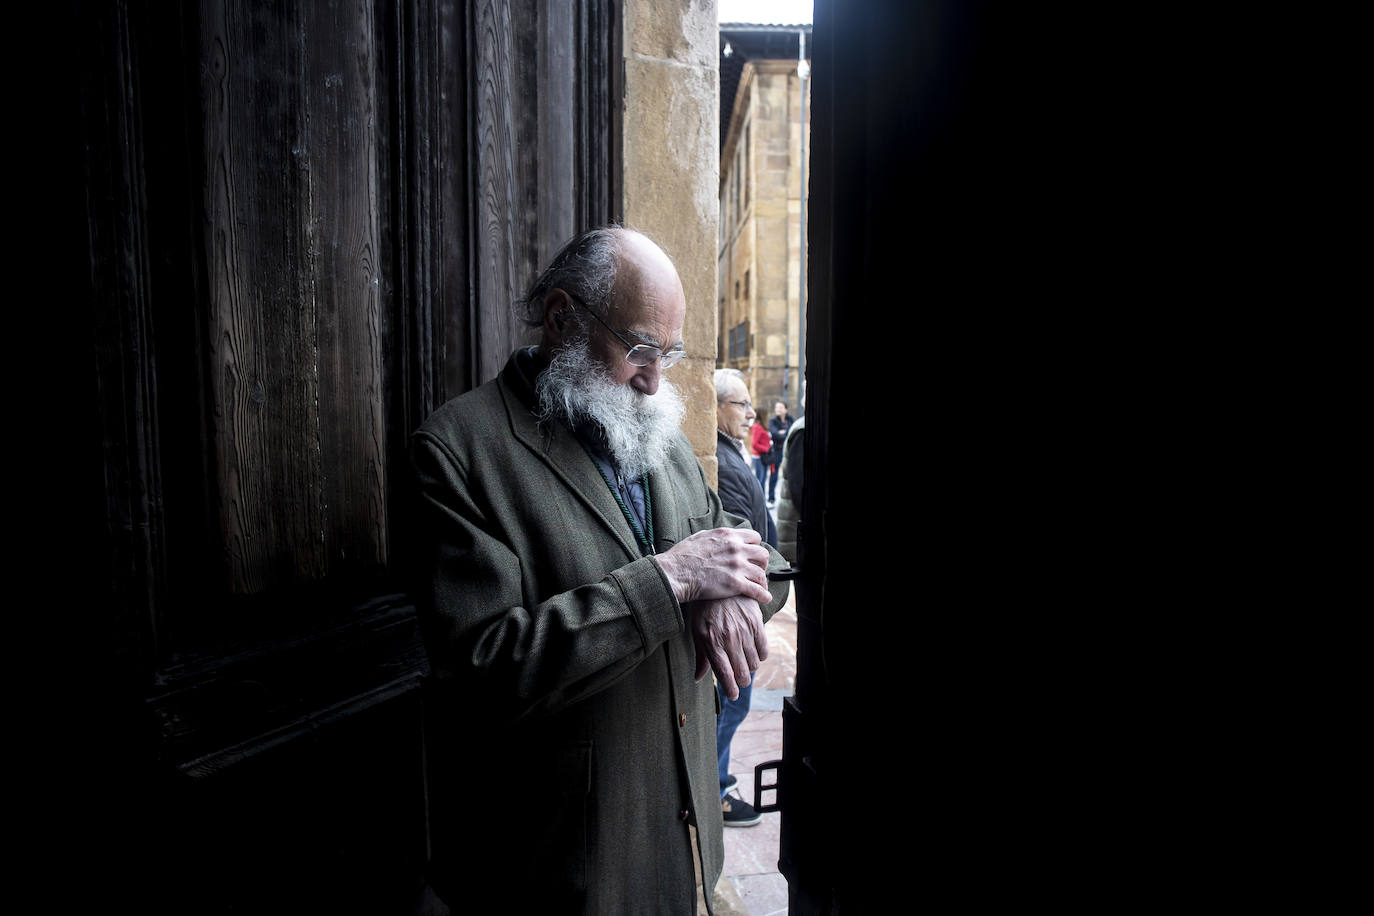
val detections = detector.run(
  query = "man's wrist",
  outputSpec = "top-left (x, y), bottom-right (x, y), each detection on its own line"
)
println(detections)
top-left (649, 553), bottom-right (689, 604)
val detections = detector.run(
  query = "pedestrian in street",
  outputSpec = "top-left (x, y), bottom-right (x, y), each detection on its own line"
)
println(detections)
top-left (767, 401), bottom-right (794, 505)
top-left (775, 383), bottom-right (806, 565)
top-left (750, 416), bottom-right (772, 492)
top-left (713, 369), bottom-right (775, 828)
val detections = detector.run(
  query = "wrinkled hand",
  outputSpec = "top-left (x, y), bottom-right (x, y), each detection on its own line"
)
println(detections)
top-left (653, 527), bottom-right (773, 606)
top-left (691, 596), bottom-right (769, 701)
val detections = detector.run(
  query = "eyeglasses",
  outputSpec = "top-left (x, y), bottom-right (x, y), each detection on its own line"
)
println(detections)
top-left (563, 291), bottom-right (686, 369)
top-left (725, 399), bottom-right (753, 411)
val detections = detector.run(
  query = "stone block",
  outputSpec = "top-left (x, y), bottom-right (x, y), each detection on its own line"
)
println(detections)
top-left (622, 57), bottom-right (719, 319)
top-left (626, 0), bottom-right (718, 69)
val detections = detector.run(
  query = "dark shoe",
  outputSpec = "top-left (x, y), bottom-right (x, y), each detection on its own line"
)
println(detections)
top-left (721, 775), bottom-right (738, 795)
top-left (722, 791), bottom-right (761, 827)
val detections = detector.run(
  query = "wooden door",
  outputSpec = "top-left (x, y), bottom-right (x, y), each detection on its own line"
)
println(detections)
top-left (71, 1), bottom-right (619, 911)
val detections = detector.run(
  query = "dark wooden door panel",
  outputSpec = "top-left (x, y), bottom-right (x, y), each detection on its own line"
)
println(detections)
top-left (201, 0), bottom-right (389, 593)
top-left (76, 1), bottom-right (619, 910)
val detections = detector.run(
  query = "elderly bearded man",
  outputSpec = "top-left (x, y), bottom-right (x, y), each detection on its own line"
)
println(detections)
top-left (411, 227), bottom-right (791, 915)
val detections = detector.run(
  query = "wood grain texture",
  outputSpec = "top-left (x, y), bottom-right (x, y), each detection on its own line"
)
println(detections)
top-left (301, 0), bottom-right (388, 576)
top-left (578, 0), bottom-right (622, 230)
top-left (202, 0), bottom-right (386, 593)
top-left (469, 0), bottom-right (522, 387)
top-left (393, 0), bottom-right (468, 429)
top-left (81, 1), bottom-right (168, 668)
top-left (538, 0), bottom-right (577, 265)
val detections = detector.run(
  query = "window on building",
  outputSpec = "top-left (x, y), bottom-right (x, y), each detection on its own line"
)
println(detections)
top-left (731, 154), bottom-right (741, 222)
top-left (729, 319), bottom-right (750, 361)
top-left (736, 144), bottom-right (746, 224)
top-left (720, 189), bottom-right (728, 247)
top-left (742, 122), bottom-right (750, 212)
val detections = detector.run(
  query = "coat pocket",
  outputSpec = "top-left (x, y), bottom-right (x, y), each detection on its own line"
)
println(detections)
top-left (657, 512), bottom-right (715, 552)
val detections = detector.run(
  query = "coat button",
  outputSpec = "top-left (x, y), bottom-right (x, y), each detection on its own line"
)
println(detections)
top-left (679, 713), bottom-right (687, 727)
top-left (679, 809), bottom-right (690, 822)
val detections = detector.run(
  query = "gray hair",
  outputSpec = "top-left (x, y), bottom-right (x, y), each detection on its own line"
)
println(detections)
top-left (714, 368), bottom-right (746, 403)
top-left (520, 226), bottom-right (623, 334)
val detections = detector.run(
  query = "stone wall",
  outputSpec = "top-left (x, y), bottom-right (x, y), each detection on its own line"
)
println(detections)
top-left (622, 0), bottom-right (722, 486)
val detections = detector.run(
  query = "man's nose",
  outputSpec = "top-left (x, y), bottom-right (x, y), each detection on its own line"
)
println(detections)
top-left (631, 362), bottom-right (660, 396)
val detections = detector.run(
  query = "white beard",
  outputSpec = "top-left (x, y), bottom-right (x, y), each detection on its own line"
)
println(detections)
top-left (536, 339), bottom-right (686, 479)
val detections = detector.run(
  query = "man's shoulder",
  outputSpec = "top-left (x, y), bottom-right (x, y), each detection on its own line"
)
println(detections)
top-left (414, 373), bottom-right (530, 463)
top-left (417, 349), bottom-right (538, 439)
top-left (418, 379), bottom-right (506, 437)
top-left (714, 438), bottom-right (755, 499)
top-left (653, 428), bottom-right (707, 483)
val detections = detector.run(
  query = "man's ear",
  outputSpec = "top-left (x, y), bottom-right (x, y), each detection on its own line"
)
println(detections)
top-left (542, 288), bottom-right (572, 342)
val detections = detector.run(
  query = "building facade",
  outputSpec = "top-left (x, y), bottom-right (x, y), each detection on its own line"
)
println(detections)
top-left (718, 37), bottom-right (811, 418)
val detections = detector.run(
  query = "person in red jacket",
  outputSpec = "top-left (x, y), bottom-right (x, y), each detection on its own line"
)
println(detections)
top-left (749, 417), bottom-right (772, 491)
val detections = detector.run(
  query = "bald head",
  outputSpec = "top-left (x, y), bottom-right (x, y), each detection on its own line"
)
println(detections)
top-left (609, 229), bottom-right (684, 320)
top-left (523, 227), bottom-right (680, 328)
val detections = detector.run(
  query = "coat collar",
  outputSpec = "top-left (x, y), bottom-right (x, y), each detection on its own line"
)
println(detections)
top-left (716, 428), bottom-right (745, 455)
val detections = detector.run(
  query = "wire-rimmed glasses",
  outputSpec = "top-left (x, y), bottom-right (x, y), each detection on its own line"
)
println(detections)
top-left (563, 291), bottom-right (686, 369)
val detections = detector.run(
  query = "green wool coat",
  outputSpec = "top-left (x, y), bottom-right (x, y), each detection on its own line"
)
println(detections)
top-left (412, 349), bottom-right (790, 915)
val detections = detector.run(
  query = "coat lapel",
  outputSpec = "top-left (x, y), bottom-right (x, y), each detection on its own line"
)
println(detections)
top-left (647, 459), bottom-right (688, 554)
top-left (498, 352), bottom-right (642, 562)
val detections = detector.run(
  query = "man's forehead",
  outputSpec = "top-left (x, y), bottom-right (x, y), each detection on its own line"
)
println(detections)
top-left (613, 295), bottom-right (685, 348)
top-left (623, 322), bottom-right (684, 349)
